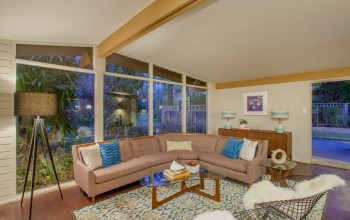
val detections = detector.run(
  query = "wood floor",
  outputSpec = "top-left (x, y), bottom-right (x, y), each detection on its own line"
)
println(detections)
top-left (1, 163), bottom-right (349, 220)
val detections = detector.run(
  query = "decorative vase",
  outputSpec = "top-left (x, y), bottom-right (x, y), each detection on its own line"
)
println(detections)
top-left (271, 149), bottom-right (287, 164)
top-left (240, 124), bottom-right (246, 128)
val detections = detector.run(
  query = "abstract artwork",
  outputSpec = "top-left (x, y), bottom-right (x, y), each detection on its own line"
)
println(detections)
top-left (243, 91), bottom-right (267, 115)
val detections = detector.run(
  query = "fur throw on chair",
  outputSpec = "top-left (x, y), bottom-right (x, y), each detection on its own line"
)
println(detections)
top-left (243, 174), bottom-right (345, 210)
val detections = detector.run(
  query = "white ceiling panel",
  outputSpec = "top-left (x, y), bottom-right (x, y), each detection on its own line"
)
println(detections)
top-left (0, 0), bottom-right (154, 44)
top-left (120, 0), bottom-right (350, 83)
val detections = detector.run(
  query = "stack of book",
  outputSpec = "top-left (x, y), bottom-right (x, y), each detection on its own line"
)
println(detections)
top-left (163, 169), bottom-right (190, 180)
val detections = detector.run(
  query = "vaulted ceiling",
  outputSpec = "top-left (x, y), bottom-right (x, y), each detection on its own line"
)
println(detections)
top-left (0, 0), bottom-right (154, 44)
top-left (1, 0), bottom-right (350, 83)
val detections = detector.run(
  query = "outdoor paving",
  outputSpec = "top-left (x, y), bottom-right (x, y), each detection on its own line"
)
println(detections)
top-left (312, 138), bottom-right (350, 165)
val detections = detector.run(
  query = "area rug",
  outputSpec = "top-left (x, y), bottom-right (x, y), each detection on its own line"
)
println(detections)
top-left (72, 177), bottom-right (327, 220)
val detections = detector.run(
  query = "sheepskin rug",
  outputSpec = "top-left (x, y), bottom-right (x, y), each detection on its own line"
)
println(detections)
top-left (243, 174), bottom-right (345, 210)
top-left (193, 210), bottom-right (236, 220)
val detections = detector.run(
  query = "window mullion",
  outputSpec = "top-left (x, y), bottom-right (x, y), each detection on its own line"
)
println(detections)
top-left (182, 74), bottom-right (186, 133)
top-left (149, 63), bottom-right (154, 136)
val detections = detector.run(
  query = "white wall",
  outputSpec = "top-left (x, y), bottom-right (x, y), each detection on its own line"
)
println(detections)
top-left (213, 81), bottom-right (312, 163)
top-left (0, 40), bottom-right (16, 202)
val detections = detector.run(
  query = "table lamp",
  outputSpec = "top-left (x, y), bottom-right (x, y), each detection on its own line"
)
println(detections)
top-left (221, 110), bottom-right (235, 129)
top-left (15, 92), bottom-right (63, 220)
top-left (271, 109), bottom-right (289, 133)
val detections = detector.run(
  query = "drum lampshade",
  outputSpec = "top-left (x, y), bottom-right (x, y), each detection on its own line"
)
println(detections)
top-left (14, 92), bottom-right (58, 116)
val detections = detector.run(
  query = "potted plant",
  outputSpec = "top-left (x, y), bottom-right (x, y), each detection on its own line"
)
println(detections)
top-left (239, 119), bottom-right (248, 128)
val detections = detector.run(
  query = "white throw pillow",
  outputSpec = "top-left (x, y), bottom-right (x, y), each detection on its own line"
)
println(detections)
top-left (239, 138), bottom-right (258, 161)
top-left (166, 141), bottom-right (193, 151)
top-left (79, 144), bottom-right (102, 170)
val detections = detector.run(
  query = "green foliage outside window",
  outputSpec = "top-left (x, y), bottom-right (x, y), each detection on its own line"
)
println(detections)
top-left (16, 63), bottom-right (94, 193)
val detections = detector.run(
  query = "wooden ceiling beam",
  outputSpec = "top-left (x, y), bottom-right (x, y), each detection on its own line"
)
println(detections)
top-left (98, 0), bottom-right (204, 58)
top-left (216, 67), bottom-right (350, 90)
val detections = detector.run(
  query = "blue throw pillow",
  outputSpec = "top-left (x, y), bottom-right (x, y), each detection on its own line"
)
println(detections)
top-left (221, 137), bottom-right (244, 160)
top-left (99, 140), bottom-right (122, 168)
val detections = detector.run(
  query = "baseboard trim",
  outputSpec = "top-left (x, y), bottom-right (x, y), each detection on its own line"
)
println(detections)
top-left (312, 159), bottom-right (350, 170)
top-left (0, 181), bottom-right (77, 205)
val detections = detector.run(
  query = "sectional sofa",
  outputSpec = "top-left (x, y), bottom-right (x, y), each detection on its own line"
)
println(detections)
top-left (72, 133), bottom-right (268, 203)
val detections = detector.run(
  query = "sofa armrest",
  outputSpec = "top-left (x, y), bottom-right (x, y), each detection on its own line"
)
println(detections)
top-left (246, 153), bottom-right (267, 184)
top-left (73, 159), bottom-right (96, 197)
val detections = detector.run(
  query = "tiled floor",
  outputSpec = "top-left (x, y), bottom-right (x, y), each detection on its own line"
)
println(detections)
top-left (0, 163), bottom-right (349, 220)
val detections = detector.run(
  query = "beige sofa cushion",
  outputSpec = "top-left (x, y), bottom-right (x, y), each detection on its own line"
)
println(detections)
top-left (255, 142), bottom-right (264, 156)
top-left (157, 134), bottom-right (191, 152)
top-left (166, 141), bottom-right (193, 151)
top-left (199, 153), bottom-right (247, 173)
top-left (215, 136), bottom-right (230, 154)
top-left (157, 134), bottom-right (219, 153)
top-left (188, 134), bottom-right (219, 152)
top-left (130, 136), bottom-right (161, 157)
top-left (119, 139), bottom-right (134, 161)
top-left (168, 150), bottom-right (206, 160)
top-left (93, 158), bottom-right (151, 184)
top-left (138, 152), bottom-right (177, 166)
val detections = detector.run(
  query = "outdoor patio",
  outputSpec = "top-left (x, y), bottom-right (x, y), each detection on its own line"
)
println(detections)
top-left (312, 127), bottom-right (350, 166)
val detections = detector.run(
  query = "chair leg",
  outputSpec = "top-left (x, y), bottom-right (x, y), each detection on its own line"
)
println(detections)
top-left (91, 196), bottom-right (95, 204)
top-left (246, 183), bottom-right (250, 189)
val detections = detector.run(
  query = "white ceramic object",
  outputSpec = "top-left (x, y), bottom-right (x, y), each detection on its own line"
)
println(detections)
top-left (271, 149), bottom-right (287, 164)
top-left (186, 164), bottom-right (200, 173)
top-left (170, 161), bottom-right (185, 171)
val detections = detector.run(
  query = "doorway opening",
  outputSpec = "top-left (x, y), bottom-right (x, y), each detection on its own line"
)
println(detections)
top-left (312, 80), bottom-right (350, 169)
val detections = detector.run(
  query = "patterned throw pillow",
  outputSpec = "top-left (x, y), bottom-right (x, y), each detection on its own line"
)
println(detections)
top-left (221, 137), bottom-right (244, 160)
top-left (99, 141), bottom-right (122, 168)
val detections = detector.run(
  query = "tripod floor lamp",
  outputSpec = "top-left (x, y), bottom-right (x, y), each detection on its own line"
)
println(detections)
top-left (15, 92), bottom-right (63, 220)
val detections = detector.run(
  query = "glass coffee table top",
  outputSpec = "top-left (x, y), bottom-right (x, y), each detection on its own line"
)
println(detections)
top-left (259, 158), bottom-right (297, 171)
top-left (140, 167), bottom-right (226, 187)
top-left (259, 158), bottom-right (298, 187)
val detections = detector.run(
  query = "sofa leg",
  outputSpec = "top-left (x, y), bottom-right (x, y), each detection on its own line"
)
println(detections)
top-left (91, 196), bottom-right (95, 204)
top-left (246, 183), bottom-right (250, 189)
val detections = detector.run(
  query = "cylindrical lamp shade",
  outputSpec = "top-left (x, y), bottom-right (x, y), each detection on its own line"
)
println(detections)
top-left (221, 111), bottom-right (235, 118)
top-left (15, 92), bottom-right (58, 116)
top-left (271, 109), bottom-right (289, 119)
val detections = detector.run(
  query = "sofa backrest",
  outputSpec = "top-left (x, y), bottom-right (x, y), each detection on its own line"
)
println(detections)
top-left (215, 136), bottom-right (268, 157)
top-left (129, 136), bottom-right (161, 157)
top-left (71, 138), bottom-right (134, 162)
top-left (157, 133), bottom-right (219, 152)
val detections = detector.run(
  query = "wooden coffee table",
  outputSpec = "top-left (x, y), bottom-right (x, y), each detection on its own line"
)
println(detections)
top-left (140, 168), bottom-right (223, 209)
top-left (259, 159), bottom-right (297, 187)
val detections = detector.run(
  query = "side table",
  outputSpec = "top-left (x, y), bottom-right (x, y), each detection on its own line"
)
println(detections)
top-left (259, 159), bottom-right (297, 187)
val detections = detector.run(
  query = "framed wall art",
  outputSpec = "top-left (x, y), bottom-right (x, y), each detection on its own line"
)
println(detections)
top-left (243, 91), bottom-right (267, 115)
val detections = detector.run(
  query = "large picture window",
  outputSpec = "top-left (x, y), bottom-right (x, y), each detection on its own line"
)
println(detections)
top-left (186, 87), bottom-right (207, 133)
top-left (153, 83), bottom-right (182, 134)
top-left (16, 44), bottom-right (93, 69)
top-left (104, 75), bottom-right (149, 139)
top-left (16, 64), bottom-right (95, 192)
top-left (106, 53), bottom-right (148, 78)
